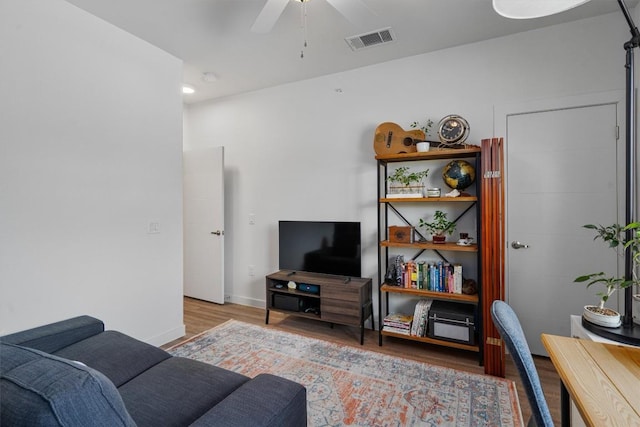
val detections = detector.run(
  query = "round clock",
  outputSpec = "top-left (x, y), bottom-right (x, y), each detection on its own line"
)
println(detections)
top-left (437, 115), bottom-right (470, 147)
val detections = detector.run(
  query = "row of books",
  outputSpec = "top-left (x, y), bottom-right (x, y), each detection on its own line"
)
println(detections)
top-left (382, 299), bottom-right (434, 338)
top-left (381, 312), bottom-right (412, 335)
top-left (410, 299), bottom-right (433, 337)
top-left (390, 256), bottom-right (464, 294)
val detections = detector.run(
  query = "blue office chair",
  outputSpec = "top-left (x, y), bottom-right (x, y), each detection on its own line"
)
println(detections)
top-left (491, 300), bottom-right (554, 427)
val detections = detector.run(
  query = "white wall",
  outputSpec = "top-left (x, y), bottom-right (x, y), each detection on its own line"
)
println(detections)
top-left (184, 11), bottom-right (633, 319)
top-left (0, 0), bottom-right (185, 345)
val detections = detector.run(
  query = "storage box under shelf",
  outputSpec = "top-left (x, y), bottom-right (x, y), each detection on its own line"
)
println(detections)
top-left (427, 301), bottom-right (476, 346)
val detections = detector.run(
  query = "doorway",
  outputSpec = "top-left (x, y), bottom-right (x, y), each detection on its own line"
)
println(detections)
top-left (183, 146), bottom-right (225, 304)
top-left (496, 93), bottom-right (624, 355)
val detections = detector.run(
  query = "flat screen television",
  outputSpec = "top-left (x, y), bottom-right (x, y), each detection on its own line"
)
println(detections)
top-left (278, 220), bottom-right (361, 277)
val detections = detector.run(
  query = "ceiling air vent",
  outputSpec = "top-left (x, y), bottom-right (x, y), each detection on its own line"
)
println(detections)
top-left (345, 27), bottom-right (395, 51)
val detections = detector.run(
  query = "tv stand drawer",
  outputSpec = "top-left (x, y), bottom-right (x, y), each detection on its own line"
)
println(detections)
top-left (321, 284), bottom-right (361, 301)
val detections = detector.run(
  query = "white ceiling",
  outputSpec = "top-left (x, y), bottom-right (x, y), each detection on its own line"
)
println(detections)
top-left (64, 0), bottom-right (638, 104)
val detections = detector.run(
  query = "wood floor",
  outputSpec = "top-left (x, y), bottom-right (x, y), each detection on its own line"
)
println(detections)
top-left (165, 297), bottom-right (562, 425)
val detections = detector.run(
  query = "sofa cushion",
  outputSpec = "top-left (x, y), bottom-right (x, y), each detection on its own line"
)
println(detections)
top-left (118, 357), bottom-right (249, 427)
top-left (190, 373), bottom-right (308, 427)
top-left (0, 343), bottom-right (136, 427)
top-left (54, 331), bottom-right (170, 387)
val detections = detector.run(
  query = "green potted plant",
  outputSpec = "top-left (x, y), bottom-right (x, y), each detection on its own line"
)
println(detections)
top-left (418, 210), bottom-right (456, 244)
top-left (574, 222), bottom-right (640, 327)
top-left (386, 166), bottom-right (429, 198)
top-left (410, 118), bottom-right (434, 137)
top-left (410, 119), bottom-right (434, 152)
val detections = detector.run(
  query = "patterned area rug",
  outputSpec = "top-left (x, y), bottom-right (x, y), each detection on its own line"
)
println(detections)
top-left (169, 320), bottom-right (523, 427)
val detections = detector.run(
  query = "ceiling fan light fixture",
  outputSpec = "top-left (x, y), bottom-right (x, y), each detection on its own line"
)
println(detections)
top-left (492, 0), bottom-right (590, 19)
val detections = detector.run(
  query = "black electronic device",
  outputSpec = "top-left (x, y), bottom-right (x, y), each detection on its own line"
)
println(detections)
top-left (427, 301), bottom-right (476, 345)
top-left (272, 294), bottom-right (302, 312)
top-left (278, 220), bottom-right (361, 277)
top-left (304, 307), bottom-right (320, 315)
top-left (297, 283), bottom-right (320, 294)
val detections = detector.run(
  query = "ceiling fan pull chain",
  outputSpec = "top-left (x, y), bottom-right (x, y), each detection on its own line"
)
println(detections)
top-left (300, 0), bottom-right (308, 59)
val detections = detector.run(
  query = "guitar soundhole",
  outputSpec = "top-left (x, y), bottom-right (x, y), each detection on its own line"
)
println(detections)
top-left (403, 137), bottom-right (414, 147)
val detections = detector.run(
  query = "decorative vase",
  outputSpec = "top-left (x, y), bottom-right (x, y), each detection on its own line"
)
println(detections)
top-left (432, 234), bottom-right (446, 244)
top-left (582, 305), bottom-right (621, 328)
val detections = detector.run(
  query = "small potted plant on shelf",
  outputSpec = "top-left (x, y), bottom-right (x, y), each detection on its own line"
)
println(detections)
top-left (418, 210), bottom-right (456, 244)
top-left (574, 222), bottom-right (640, 328)
top-left (386, 166), bottom-right (429, 198)
top-left (410, 118), bottom-right (434, 152)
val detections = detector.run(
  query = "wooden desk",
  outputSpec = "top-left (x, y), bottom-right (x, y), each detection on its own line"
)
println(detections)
top-left (541, 334), bottom-right (640, 427)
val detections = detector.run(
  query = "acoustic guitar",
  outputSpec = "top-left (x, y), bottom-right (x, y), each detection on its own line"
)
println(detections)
top-left (373, 122), bottom-right (425, 155)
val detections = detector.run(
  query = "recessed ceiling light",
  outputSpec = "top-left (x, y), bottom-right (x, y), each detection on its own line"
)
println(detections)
top-left (182, 84), bottom-right (195, 94)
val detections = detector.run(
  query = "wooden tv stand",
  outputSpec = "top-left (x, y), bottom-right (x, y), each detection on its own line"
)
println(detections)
top-left (265, 270), bottom-right (373, 344)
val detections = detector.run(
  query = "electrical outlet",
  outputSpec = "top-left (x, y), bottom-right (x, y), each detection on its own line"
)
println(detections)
top-left (147, 221), bottom-right (160, 234)
top-left (224, 295), bottom-right (231, 301)
top-left (249, 213), bottom-right (256, 225)
top-left (248, 265), bottom-right (255, 276)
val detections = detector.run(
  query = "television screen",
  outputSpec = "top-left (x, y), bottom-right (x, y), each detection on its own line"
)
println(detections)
top-left (278, 221), bottom-right (361, 277)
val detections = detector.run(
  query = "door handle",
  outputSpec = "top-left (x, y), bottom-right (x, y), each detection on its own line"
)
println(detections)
top-left (511, 241), bottom-right (529, 249)
top-left (210, 230), bottom-right (224, 236)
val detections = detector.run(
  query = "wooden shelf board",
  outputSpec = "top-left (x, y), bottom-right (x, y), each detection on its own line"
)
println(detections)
top-left (268, 287), bottom-right (321, 299)
top-left (380, 284), bottom-right (478, 303)
top-left (381, 330), bottom-right (480, 352)
top-left (380, 240), bottom-right (478, 252)
top-left (381, 196), bottom-right (477, 203)
top-left (268, 307), bottom-right (321, 320)
top-left (267, 270), bottom-right (369, 287)
top-left (375, 146), bottom-right (481, 162)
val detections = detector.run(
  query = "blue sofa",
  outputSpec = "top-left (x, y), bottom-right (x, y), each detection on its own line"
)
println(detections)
top-left (0, 316), bottom-right (307, 426)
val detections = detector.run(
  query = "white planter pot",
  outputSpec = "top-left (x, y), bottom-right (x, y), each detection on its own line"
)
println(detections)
top-left (386, 185), bottom-right (425, 199)
top-left (582, 305), bottom-right (621, 328)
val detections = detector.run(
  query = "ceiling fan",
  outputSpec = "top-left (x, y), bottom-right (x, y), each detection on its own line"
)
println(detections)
top-left (251, 0), bottom-right (372, 33)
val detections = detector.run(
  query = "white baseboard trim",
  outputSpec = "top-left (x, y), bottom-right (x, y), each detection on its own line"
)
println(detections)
top-left (226, 294), bottom-right (264, 309)
top-left (146, 324), bottom-right (186, 347)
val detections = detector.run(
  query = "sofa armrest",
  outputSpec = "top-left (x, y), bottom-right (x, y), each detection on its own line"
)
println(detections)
top-left (190, 373), bottom-right (307, 427)
top-left (0, 316), bottom-right (104, 353)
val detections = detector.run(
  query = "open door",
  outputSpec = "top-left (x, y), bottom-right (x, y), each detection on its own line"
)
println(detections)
top-left (183, 147), bottom-right (225, 304)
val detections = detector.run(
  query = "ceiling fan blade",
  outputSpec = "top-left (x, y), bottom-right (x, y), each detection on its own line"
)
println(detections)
top-left (325, 0), bottom-right (373, 29)
top-left (251, 0), bottom-right (290, 33)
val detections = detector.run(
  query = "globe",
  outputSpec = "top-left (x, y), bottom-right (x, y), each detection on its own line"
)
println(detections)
top-left (443, 160), bottom-right (476, 190)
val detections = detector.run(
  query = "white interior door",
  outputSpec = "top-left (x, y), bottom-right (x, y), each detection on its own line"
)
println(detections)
top-left (183, 147), bottom-right (225, 304)
top-left (504, 100), bottom-right (621, 355)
